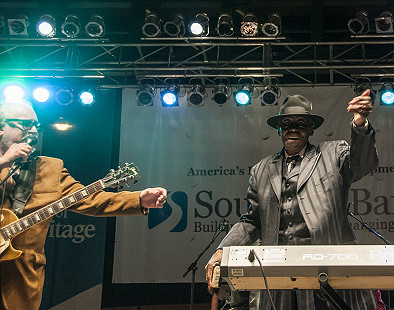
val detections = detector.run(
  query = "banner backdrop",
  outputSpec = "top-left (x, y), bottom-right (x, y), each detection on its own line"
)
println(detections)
top-left (113, 86), bottom-right (393, 283)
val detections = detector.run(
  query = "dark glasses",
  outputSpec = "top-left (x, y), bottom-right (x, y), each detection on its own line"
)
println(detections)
top-left (5, 119), bottom-right (41, 132)
top-left (279, 119), bottom-right (311, 131)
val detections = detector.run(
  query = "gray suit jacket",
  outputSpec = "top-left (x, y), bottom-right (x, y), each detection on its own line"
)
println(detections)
top-left (219, 123), bottom-right (379, 309)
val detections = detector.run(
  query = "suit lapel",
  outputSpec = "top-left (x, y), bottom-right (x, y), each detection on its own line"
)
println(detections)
top-left (268, 153), bottom-right (283, 201)
top-left (297, 144), bottom-right (320, 192)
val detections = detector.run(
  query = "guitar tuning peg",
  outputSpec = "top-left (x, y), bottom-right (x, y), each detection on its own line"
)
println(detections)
top-left (118, 165), bottom-right (121, 169)
top-left (110, 169), bottom-right (115, 173)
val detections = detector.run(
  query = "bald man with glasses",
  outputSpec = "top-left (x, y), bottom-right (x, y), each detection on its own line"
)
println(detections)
top-left (0, 101), bottom-right (167, 310)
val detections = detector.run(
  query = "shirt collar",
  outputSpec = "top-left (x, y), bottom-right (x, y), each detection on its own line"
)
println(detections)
top-left (284, 145), bottom-right (307, 160)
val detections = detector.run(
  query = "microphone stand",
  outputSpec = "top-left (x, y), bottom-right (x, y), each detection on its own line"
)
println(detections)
top-left (183, 219), bottom-right (228, 310)
top-left (347, 212), bottom-right (392, 245)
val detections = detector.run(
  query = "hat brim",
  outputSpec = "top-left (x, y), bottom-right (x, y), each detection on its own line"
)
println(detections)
top-left (267, 113), bottom-right (324, 129)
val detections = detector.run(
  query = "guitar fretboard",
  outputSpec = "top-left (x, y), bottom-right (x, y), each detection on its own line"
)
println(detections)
top-left (0, 180), bottom-right (104, 241)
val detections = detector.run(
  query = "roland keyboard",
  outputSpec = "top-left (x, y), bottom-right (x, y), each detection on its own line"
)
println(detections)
top-left (220, 245), bottom-right (394, 290)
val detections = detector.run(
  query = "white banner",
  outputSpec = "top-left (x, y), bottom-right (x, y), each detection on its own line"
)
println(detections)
top-left (113, 86), bottom-right (393, 283)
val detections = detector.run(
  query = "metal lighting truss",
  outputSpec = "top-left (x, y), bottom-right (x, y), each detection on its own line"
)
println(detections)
top-left (0, 36), bottom-right (393, 87)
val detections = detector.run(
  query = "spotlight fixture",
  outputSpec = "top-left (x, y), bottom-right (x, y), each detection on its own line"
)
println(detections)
top-left (261, 87), bottom-right (280, 106)
top-left (2, 84), bottom-right (26, 102)
top-left (380, 83), bottom-right (394, 105)
top-left (164, 13), bottom-right (185, 37)
top-left (36, 15), bottom-right (56, 37)
top-left (353, 77), bottom-right (375, 104)
top-left (161, 85), bottom-right (179, 107)
top-left (78, 89), bottom-right (96, 106)
top-left (32, 87), bottom-right (50, 103)
top-left (85, 15), bottom-right (105, 37)
top-left (53, 117), bottom-right (72, 131)
top-left (240, 13), bottom-right (259, 36)
top-left (213, 84), bottom-right (230, 105)
top-left (189, 13), bottom-right (209, 36)
top-left (142, 11), bottom-right (161, 37)
top-left (262, 13), bottom-right (281, 37)
top-left (8, 15), bottom-right (29, 36)
top-left (137, 85), bottom-right (155, 106)
top-left (234, 84), bottom-right (253, 106)
top-left (216, 13), bottom-right (234, 36)
top-left (188, 84), bottom-right (206, 106)
top-left (61, 15), bottom-right (81, 38)
top-left (375, 12), bottom-right (393, 34)
top-left (55, 88), bottom-right (73, 105)
top-left (348, 11), bottom-right (369, 35)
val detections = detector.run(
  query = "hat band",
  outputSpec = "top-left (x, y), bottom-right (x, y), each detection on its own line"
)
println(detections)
top-left (279, 106), bottom-right (312, 115)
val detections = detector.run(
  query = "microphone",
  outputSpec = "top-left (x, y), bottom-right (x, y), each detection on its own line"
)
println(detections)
top-left (219, 219), bottom-right (230, 233)
top-left (13, 135), bottom-right (38, 166)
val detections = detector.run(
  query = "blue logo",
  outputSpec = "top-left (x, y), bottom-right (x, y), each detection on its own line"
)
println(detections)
top-left (148, 191), bottom-right (188, 232)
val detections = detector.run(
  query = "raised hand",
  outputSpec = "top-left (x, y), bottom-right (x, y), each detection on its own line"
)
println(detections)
top-left (347, 89), bottom-right (372, 126)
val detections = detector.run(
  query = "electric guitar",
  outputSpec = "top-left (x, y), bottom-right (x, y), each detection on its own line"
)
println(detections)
top-left (0, 163), bottom-right (140, 262)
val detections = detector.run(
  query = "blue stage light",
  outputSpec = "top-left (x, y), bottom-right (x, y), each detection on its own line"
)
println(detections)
top-left (234, 85), bottom-right (253, 106)
top-left (79, 90), bottom-right (95, 106)
top-left (161, 86), bottom-right (179, 106)
top-left (380, 83), bottom-right (394, 105)
top-left (36, 15), bottom-right (56, 37)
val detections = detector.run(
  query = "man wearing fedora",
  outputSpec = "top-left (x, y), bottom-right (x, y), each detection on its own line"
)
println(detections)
top-left (206, 89), bottom-right (379, 309)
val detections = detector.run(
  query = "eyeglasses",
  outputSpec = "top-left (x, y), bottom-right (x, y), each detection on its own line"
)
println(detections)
top-left (279, 119), bottom-right (311, 131)
top-left (5, 119), bottom-right (41, 132)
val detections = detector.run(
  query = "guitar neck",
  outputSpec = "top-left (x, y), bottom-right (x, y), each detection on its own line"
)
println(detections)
top-left (0, 180), bottom-right (104, 241)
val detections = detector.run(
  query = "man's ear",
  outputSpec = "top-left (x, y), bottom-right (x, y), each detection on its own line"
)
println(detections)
top-left (309, 128), bottom-right (314, 136)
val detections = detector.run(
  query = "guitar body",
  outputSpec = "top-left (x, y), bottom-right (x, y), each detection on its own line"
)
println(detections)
top-left (0, 209), bottom-right (22, 262)
top-left (0, 162), bottom-right (140, 264)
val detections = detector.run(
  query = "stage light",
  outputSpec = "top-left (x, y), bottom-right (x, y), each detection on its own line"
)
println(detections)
top-left (348, 11), bottom-right (369, 35)
top-left (240, 13), bottom-right (259, 36)
top-left (53, 118), bottom-right (72, 131)
top-left (61, 15), bottom-right (81, 38)
top-left (189, 13), bottom-right (209, 36)
top-left (8, 16), bottom-right (29, 36)
top-left (188, 85), bottom-right (206, 106)
top-left (36, 15), bottom-right (56, 37)
top-left (161, 86), bottom-right (179, 106)
top-left (137, 85), bottom-right (155, 106)
top-left (261, 86), bottom-right (279, 106)
top-left (375, 12), bottom-right (393, 34)
top-left (216, 13), bottom-right (234, 36)
top-left (380, 83), bottom-right (394, 105)
top-left (213, 84), bottom-right (230, 105)
top-left (79, 90), bottom-right (95, 106)
top-left (353, 77), bottom-right (375, 104)
top-left (142, 11), bottom-right (161, 37)
top-left (85, 15), bottom-right (105, 37)
top-left (234, 84), bottom-right (253, 106)
top-left (164, 13), bottom-right (185, 37)
top-left (55, 88), bottom-right (73, 105)
top-left (262, 13), bottom-right (281, 37)
top-left (32, 87), bottom-right (50, 103)
top-left (2, 84), bottom-right (25, 102)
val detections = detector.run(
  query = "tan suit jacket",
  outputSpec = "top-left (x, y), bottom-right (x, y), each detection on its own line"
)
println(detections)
top-left (0, 156), bottom-right (144, 310)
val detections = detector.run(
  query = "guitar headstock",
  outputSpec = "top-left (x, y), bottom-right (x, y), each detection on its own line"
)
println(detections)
top-left (102, 163), bottom-right (141, 188)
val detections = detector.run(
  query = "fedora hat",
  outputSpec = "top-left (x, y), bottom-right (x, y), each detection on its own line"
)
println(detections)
top-left (267, 94), bottom-right (324, 129)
